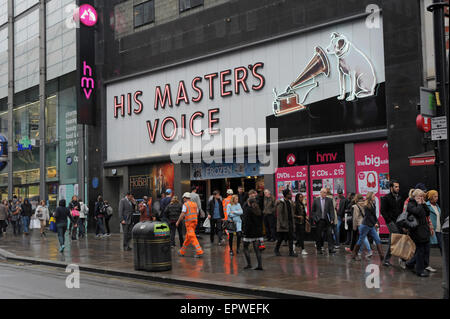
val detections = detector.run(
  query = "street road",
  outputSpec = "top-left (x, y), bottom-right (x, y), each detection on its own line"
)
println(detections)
top-left (0, 260), bottom-right (260, 299)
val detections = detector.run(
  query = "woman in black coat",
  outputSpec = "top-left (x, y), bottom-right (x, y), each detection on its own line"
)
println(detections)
top-left (242, 198), bottom-right (264, 270)
top-left (405, 189), bottom-right (431, 277)
top-left (54, 199), bottom-right (72, 253)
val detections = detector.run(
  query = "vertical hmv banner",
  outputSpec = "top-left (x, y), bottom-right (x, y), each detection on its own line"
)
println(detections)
top-left (76, 0), bottom-right (97, 125)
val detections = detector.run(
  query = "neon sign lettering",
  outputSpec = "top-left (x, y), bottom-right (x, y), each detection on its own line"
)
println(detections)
top-left (113, 62), bottom-right (265, 143)
top-left (81, 61), bottom-right (94, 100)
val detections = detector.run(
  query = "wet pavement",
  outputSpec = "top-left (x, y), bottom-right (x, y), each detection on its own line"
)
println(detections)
top-left (0, 229), bottom-right (444, 299)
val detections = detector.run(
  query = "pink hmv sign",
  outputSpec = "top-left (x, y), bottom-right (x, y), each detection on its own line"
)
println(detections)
top-left (354, 140), bottom-right (390, 234)
top-left (79, 4), bottom-right (98, 27)
top-left (275, 166), bottom-right (309, 210)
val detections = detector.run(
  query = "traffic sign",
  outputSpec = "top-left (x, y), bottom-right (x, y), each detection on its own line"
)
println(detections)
top-left (431, 128), bottom-right (448, 141)
top-left (431, 116), bottom-right (447, 130)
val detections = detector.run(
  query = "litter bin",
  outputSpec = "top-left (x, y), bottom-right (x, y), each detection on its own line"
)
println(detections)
top-left (442, 217), bottom-right (448, 299)
top-left (132, 221), bottom-right (171, 272)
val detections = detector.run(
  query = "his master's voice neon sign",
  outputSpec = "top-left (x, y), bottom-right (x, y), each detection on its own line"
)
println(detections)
top-left (81, 61), bottom-right (94, 100)
top-left (112, 63), bottom-right (265, 144)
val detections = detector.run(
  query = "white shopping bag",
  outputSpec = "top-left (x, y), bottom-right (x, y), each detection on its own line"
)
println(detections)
top-left (31, 218), bottom-right (41, 229)
top-left (203, 218), bottom-right (210, 228)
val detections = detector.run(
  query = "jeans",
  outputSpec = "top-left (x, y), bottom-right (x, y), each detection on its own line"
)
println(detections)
top-left (351, 228), bottom-right (371, 253)
top-left (11, 220), bottom-right (20, 235)
top-left (22, 216), bottom-right (30, 233)
top-left (357, 224), bottom-right (381, 246)
top-left (105, 215), bottom-right (112, 234)
top-left (56, 223), bottom-right (67, 247)
top-left (264, 214), bottom-right (277, 240)
top-left (78, 218), bottom-right (86, 237)
top-left (96, 217), bottom-right (106, 235)
top-left (334, 218), bottom-right (342, 245)
top-left (406, 242), bottom-right (430, 275)
top-left (210, 218), bottom-right (223, 243)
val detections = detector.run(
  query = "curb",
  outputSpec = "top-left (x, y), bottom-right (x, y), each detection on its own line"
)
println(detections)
top-left (0, 249), bottom-right (344, 299)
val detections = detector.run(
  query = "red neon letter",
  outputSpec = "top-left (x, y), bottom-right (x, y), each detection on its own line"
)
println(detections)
top-left (127, 93), bottom-right (132, 115)
top-left (176, 81), bottom-right (190, 106)
top-left (208, 108), bottom-right (220, 134)
top-left (220, 70), bottom-right (232, 97)
top-left (190, 112), bottom-right (204, 137)
top-left (191, 77), bottom-right (203, 103)
top-left (146, 119), bottom-right (159, 143)
top-left (181, 114), bottom-right (186, 138)
top-left (154, 84), bottom-right (173, 110)
top-left (114, 95), bottom-right (125, 118)
top-left (161, 117), bottom-right (178, 141)
top-left (251, 62), bottom-right (265, 91)
top-left (133, 91), bottom-right (143, 114)
top-left (204, 73), bottom-right (218, 100)
top-left (234, 67), bottom-right (249, 95)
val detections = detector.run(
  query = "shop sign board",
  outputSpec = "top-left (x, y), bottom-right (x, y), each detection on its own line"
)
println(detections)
top-left (275, 166), bottom-right (309, 212)
top-left (106, 18), bottom-right (385, 163)
top-left (354, 140), bottom-right (389, 234)
top-left (191, 161), bottom-right (261, 180)
top-left (309, 163), bottom-right (346, 199)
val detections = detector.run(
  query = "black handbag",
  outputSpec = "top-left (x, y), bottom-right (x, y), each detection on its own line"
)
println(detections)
top-left (223, 220), bottom-right (236, 232)
top-left (396, 210), bottom-right (418, 230)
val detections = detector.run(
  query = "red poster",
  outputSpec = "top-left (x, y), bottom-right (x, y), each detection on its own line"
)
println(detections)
top-left (275, 166), bottom-right (309, 212)
top-left (354, 140), bottom-right (390, 234)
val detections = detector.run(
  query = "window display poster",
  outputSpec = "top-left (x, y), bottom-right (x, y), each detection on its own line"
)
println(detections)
top-left (275, 166), bottom-right (309, 212)
top-left (354, 140), bottom-right (390, 234)
top-left (309, 163), bottom-right (346, 204)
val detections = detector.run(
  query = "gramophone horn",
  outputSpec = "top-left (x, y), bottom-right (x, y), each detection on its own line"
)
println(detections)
top-left (290, 46), bottom-right (330, 90)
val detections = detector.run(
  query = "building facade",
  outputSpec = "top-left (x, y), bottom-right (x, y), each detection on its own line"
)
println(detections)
top-left (93, 0), bottom-right (443, 233)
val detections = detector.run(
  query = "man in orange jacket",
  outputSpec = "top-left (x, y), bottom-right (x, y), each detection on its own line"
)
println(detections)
top-left (176, 192), bottom-right (204, 258)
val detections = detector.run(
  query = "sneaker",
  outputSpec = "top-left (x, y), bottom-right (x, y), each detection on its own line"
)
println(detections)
top-left (254, 266), bottom-right (263, 271)
top-left (399, 259), bottom-right (406, 270)
top-left (289, 252), bottom-right (298, 257)
top-left (417, 272), bottom-right (429, 277)
top-left (229, 250), bottom-right (234, 256)
top-left (334, 245), bottom-right (340, 249)
top-left (301, 250), bottom-right (308, 255)
top-left (244, 265), bottom-right (252, 270)
top-left (425, 266), bottom-right (437, 273)
top-left (106, 233), bottom-right (111, 237)
top-left (366, 251), bottom-right (373, 258)
top-left (95, 234), bottom-right (100, 238)
top-left (59, 245), bottom-right (65, 253)
top-left (383, 261), bottom-right (392, 267)
top-left (194, 253), bottom-right (203, 258)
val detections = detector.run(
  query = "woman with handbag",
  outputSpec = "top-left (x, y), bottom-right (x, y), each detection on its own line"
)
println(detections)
top-left (54, 199), bottom-right (72, 253)
top-left (227, 195), bottom-right (243, 256)
top-left (351, 192), bottom-right (383, 261)
top-left (405, 189), bottom-right (432, 277)
top-left (348, 194), bottom-right (372, 257)
top-left (294, 193), bottom-right (308, 255)
top-left (35, 200), bottom-right (50, 237)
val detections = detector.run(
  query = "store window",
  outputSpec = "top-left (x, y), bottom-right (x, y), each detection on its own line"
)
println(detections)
top-left (134, 1), bottom-right (154, 28)
top-left (179, 0), bottom-right (203, 13)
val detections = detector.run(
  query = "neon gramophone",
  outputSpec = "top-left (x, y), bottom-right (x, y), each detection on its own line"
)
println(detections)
top-left (273, 46), bottom-right (330, 117)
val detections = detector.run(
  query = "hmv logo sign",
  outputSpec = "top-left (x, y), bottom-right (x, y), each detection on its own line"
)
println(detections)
top-left (316, 152), bottom-right (337, 163)
top-left (81, 61), bottom-right (94, 100)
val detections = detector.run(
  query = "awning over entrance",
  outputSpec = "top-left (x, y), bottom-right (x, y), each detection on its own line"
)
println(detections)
top-left (408, 150), bottom-right (436, 167)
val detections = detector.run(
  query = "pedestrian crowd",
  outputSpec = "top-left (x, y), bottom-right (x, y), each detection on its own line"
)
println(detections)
top-left (0, 180), bottom-right (443, 277)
